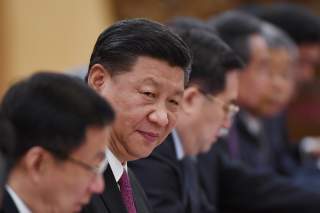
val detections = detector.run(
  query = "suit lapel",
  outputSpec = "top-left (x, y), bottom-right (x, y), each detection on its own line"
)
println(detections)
top-left (128, 168), bottom-right (150, 213)
top-left (100, 166), bottom-right (127, 213)
top-left (1, 189), bottom-right (19, 213)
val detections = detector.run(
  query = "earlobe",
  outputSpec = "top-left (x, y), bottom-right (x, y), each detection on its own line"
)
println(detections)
top-left (88, 64), bottom-right (111, 92)
top-left (24, 147), bottom-right (47, 183)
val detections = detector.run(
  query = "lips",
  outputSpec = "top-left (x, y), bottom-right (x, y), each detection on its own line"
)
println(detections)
top-left (137, 130), bottom-right (160, 143)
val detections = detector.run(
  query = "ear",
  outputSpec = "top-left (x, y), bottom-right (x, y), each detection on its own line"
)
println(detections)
top-left (23, 147), bottom-right (51, 183)
top-left (87, 64), bottom-right (112, 92)
top-left (181, 87), bottom-right (202, 115)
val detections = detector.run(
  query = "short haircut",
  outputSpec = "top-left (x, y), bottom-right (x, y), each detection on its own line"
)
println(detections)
top-left (169, 19), bottom-right (244, 95)
top-left (250, 3), bottom-right (320, 44)
top-left (208, 11), bottom-right (262, 65)
top-left (1, 72), bottom-right (115, 163)
top-left (261, 22), bottom-right (299, 60)
top-left (87, 18), bottom-right (192, 84)
top-left (166, 16), bottom-right (216, 35)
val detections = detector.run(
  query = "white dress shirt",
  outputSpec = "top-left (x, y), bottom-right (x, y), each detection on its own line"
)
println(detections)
top-left (6, 185), bottom-right (31, 213)
top-left (172, 129), bottom-right (185, 160)
top-left (106, 149), bottom-right (128, 189)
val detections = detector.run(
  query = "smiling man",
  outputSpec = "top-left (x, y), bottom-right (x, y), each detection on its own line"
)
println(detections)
top-left (83, 18), bottom-right (191, 213)
top-left (1, 72), bottom-right (115, 213)
top-left (129, 19), bottom-right (244, 213)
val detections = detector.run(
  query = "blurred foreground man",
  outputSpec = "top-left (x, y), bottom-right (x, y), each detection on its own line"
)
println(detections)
top-left (84, 18), bottom-right (191, 213)
top-left (1, 72), bottom-right (115, 213)
top-left (130, 20), bottom-right (243, 213)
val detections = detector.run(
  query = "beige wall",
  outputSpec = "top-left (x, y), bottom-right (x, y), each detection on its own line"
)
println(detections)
top-left (1, 0), bottom-right (115, 96)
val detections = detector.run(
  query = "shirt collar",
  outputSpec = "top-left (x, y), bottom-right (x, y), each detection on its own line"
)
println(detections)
top-left (106, 149), bottom-right (127, 182)
top-left (172, 129), bottom-right (185, 160)
top-left (6, 185), bottom-right (31, 213)
top-left (240, 111), bottom-right (262, 136)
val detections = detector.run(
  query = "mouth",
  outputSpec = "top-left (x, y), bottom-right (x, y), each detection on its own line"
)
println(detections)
top-left (137, 130), bottom-right (160, 143)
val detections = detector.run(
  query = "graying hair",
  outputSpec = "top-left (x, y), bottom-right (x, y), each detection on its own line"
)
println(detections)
top-left (261, 21), bottom-right (299, 60)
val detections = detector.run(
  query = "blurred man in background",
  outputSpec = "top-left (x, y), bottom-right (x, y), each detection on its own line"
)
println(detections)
top-left (242, 2), bottom-right (320, 166)
top-left (198, 11), bottom-right (320, 213)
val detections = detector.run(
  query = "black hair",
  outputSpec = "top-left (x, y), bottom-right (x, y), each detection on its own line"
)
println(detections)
top-left (166, 16), bottom-right (216, 35)
top-left (246, 3), bottom-right (320, 44)
top-left (169, 19), bottom-right (244, 95)
top-left (87, 18), bottom-right (192, 85)
top-left (1, 72), bottom-right (115, 162)
top-left (208, 11), bottom-right (262, 65)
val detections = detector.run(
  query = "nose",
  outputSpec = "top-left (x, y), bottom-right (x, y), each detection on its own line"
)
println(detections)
top-left (89, 174), bottom-right (105, 194)
top-left (148, 107), bottom-right (169, 127)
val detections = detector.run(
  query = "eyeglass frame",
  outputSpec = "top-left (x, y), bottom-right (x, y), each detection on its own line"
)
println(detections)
top-left (65, 152), bottom-right (108, 176)
top-left (197, 88), bottom-right (240, 119)
top-left (43, 146), bottom-right (109, 176)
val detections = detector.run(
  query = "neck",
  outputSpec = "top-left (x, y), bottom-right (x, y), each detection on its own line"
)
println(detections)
top-left (108, 140), bottom-right (127, 164)
top-left (175, 125), bottom-right (196, 157)
top-left (8, 168), bottom-right (52, 213)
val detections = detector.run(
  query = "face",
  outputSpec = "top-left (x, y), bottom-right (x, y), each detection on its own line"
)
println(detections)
top-left (297, 43), bottom-right (320, 83)
top-left (89, 56), bottom-right (185, 162)
top-left (238, 34), bottom-right (272, 116)
top-left (261, 48), bottom-right (296, 116)
top-left (40, 126), bottom-right (110, 213)
top-left (183, 71), bottom-right (239, 155)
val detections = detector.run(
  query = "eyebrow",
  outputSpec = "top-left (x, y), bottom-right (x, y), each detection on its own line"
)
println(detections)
top-left (141, 77), bottom-right (184, 96)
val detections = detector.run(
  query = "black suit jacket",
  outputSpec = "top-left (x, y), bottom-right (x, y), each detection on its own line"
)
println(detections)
top-left (198, 140), bottom-right (320, 213)
top-left (0, 189), bottom-right (19, 213)
top-left (130, 135), bottom-right (215, 213)
top-left (82, 166), bottom-right (152, 213)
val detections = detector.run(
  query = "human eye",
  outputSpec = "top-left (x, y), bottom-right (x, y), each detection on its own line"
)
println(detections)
top-left (169, 99), bottom-right (180, 106)
top-left (141, 91), bottom-right (156, 98)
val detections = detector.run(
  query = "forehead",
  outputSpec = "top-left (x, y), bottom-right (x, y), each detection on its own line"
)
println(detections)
top-left (115, 56), bottom-right (185, 94)
top-left (299, 44), bottom-right (320, 61)
top-left (249, 35), bottom-right (269, 58)
top-left (270, 48), bottom-right (292, 66)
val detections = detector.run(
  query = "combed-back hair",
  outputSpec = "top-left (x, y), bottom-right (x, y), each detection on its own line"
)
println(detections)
top-left (208, 11), bottom-right (262, 65)
top-left (1, 72), bottom-right (115, 163)
top-left (168, 18), bottom-right (244, 95)
top-left (166, 16), bottom-right (216, 35)
top-left (243, 3), bottom-right (320, 45)
top-left (87, 18), bottom-right (192, 85)
top-left (261, 22), bottom-right (299, 60)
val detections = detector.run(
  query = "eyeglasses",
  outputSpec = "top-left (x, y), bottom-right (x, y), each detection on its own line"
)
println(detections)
top-left (198, 89), bottom-right (239, 119)
top-left (66, 155), bottom-right (108, 176)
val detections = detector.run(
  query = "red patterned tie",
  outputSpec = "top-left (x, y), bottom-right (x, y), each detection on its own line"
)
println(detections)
top-left (118, 170), bottom-right (137, 213)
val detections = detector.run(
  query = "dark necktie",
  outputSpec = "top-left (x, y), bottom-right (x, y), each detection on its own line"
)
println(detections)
top-left (118, 170), bottom-right (137, 213)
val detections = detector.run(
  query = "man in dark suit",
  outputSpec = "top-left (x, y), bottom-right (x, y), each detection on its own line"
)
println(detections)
top-left (196, 11), bottom-right (320, 213)
top-left (84, 18), bottom-right (192, 213)
top-left (241, 2), bottom-right (320, 170)
top-left (130, 19), bottom-right (244, 213)
top-left (0, 72), bottom-right (115, 213)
